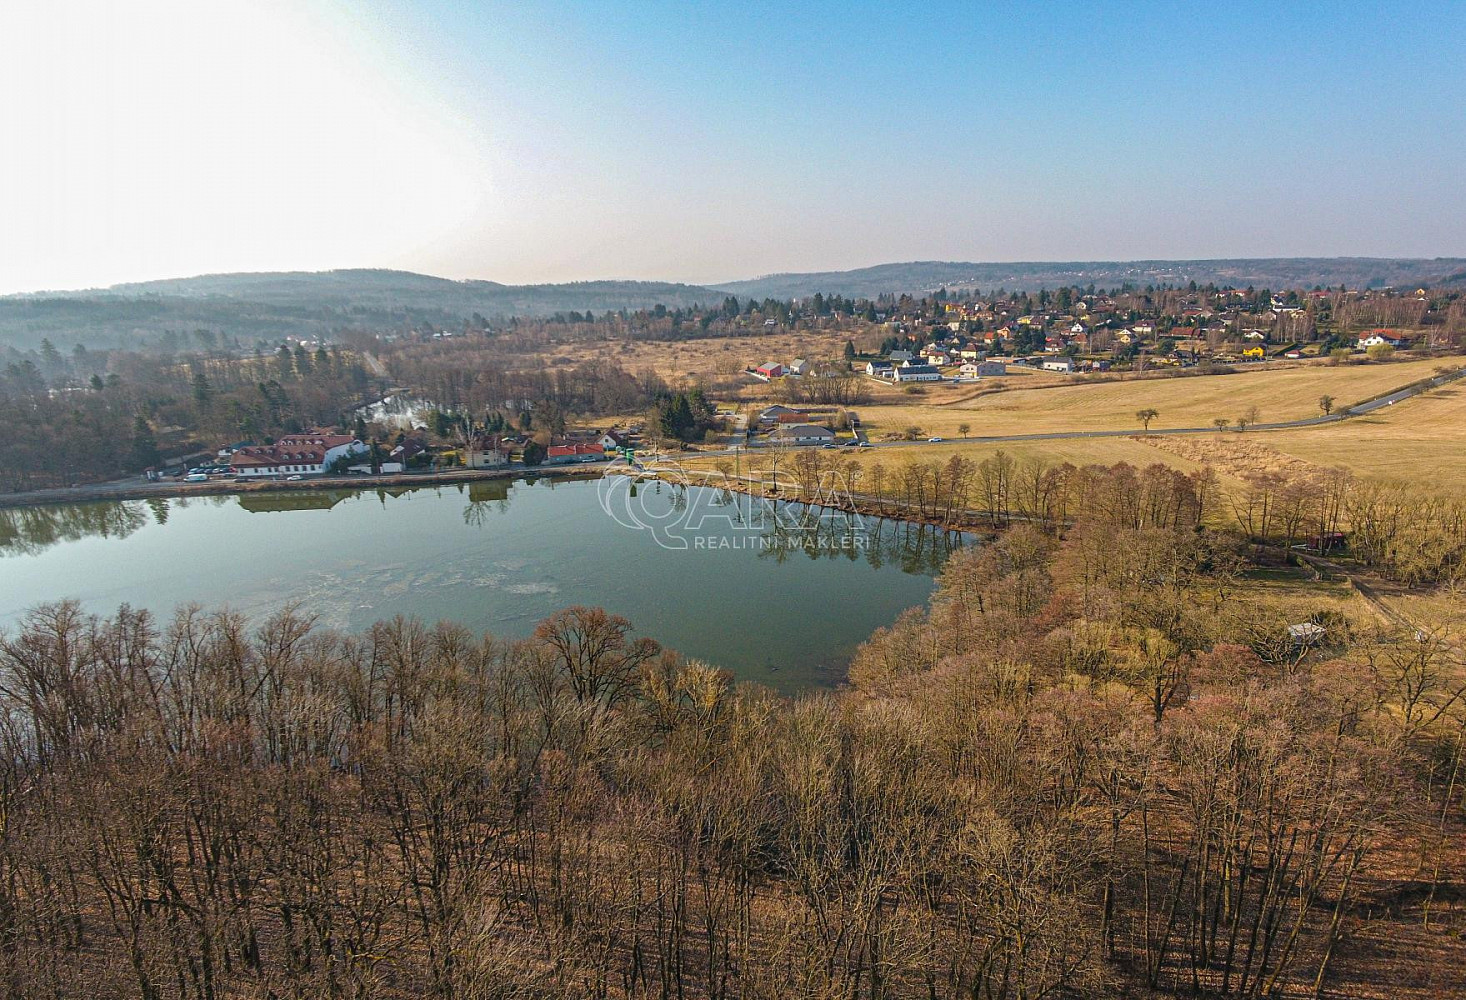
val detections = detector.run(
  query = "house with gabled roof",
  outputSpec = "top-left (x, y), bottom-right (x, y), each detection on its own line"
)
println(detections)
top-left (229, 430), bottom-right (365, 478)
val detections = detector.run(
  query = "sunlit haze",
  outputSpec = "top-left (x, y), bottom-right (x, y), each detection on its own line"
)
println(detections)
top-left (3, 0), bottom-right (1464, 294)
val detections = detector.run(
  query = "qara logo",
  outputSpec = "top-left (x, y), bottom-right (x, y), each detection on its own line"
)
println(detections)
top-left (596, 460), bottom-right (872, 553)
top-left (596, 464), bottom-right (700, 550)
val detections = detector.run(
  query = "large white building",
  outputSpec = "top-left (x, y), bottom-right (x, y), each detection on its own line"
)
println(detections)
top-left (229, 431), bottom-right (366, 478)
top-left (767, 423), bottom-right (836, 444)
top-left (891, 363), bottom-right (942, 382)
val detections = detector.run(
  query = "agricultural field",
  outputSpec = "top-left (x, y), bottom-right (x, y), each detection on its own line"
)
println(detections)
top-left (661, 356), bottom-right (1466, 520)
top-left (852, 354), bottom-right (1466, 439)
top-left (1265, 380), bottom-right (1466, 490)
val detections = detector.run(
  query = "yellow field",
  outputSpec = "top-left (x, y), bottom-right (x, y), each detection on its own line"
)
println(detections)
top-left (854, 356), bottom-right (1465, 439)
top-left (1264, 382), bottom-right (1466, 490)
top-left (833, 375), bottom-right (1466, 492)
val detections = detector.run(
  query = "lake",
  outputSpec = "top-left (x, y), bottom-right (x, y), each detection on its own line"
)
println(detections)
top-left (0, 477), bottom-right (964, 691)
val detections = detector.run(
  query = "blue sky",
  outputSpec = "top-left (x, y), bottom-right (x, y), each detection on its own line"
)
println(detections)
top-left (2, 0), bottom-right (1463, 291)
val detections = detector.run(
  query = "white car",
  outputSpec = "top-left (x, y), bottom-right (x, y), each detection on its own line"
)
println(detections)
top-left (286, 474), bottom-right (304, 481)
top-left (927, 436), bottom-right (944, 443)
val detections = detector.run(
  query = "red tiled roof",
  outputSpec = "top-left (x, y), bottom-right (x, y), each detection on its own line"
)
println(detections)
top-left (231, 447), bottom-right (328, 467)
top-left (228, 430), bottom-right (357, 468)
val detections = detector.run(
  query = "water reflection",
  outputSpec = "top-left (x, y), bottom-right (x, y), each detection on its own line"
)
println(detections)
top-left (650, 484), bottom-right (966, 577)
top-left (0, 501), bottom-right (151, 557)
top-left (2, 478), bottom-right (965, 579)
top-left (3, 478), bottom-right (963, 690)
top-left (236, 491), bottom-right (356, 513)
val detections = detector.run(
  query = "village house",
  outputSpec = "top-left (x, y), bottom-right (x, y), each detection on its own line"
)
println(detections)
top-left (754, 362), bottom-right (786, 379)
top-left (758, 404), bottom-right (805, 424)
top-left (229, 430), bottom-right (366, 478)
top-left (767, 423), bottom-right (836, 445)
top-left (465, 435), bottom-right (512, 469)
top-left (546, 443), bottom-right (605, 464)
top-left (1041, 357), bottom-right (1077, 373)
top-left (887, 349), bottom-right (914, 363)
top-left (787, 358), bottom-right (813, 376)
top-left (892, 362), bottom-right (943, 383)
top-left (599, 430), bottom-right (629, 452)
top-left (389, 438), bottom-right (428, 469)
top-left (1357, 331), bottom-right (1407, 350)
top-left (865, 360), bottom-right (894, 377)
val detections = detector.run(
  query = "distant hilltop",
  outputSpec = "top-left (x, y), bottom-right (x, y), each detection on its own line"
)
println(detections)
top-left (710, 257), bottom-right (1466, 300)
top-left (2, 258), bottom-right (1463, 350)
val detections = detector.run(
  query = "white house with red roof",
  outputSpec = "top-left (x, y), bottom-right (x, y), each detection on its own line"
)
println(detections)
top-left (546, 443), bottom-right (605, 464)
top-left (228, 430), bottom-right (366, 478)
top-left (1356, 330), bottom-right (1408, 350)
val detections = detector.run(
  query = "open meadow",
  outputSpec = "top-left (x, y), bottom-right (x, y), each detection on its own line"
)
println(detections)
top-left (851, 354), bottom-right (1465, 439)
top-left (1264, 381), bottom-right (1466, 489)
top-left (536, 329), bottom-right (854, 382)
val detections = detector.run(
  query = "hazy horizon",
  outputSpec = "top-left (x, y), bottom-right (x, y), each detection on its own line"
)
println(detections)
top-left (12, 254), bottom-right (1466, 300)
top-left (4, 1), bottom-right (1465, 296)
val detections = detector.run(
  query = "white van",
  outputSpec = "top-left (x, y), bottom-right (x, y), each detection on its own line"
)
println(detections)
top-left (184, 473), bottom-right (209, 483)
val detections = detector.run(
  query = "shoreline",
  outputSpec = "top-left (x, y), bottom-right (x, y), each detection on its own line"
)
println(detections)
top-left (613, 467), bottom-right (996, 534)
top-left (0, 464), bottom-right (612, 510)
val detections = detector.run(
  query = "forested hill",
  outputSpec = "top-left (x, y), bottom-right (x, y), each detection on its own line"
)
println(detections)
top-left (5, 258), bottom-right (1466, 351)
top-left (712, 257), bottom-right (1466, 300)
top-left (0, 269), bottom-right (724, 350)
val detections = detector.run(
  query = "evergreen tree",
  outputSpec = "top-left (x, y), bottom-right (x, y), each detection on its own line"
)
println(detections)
top-left (130, 415), bottom-right (159, 469)
top-left (191, 369), bottom-right (214, 410)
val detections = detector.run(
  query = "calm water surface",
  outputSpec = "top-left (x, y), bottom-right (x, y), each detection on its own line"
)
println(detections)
top-left (0, 478), bottom-right (964, 690)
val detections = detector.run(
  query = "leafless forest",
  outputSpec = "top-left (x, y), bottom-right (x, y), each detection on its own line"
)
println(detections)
top-left (1, 460), bottom-right (1463, 998)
